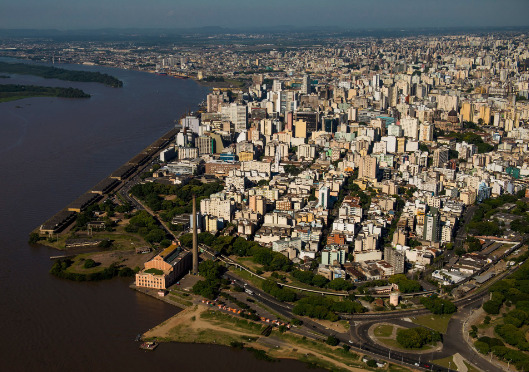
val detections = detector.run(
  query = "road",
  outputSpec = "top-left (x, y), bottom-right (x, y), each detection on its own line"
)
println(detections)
top-left (454, 205), bottom-right (478, 249)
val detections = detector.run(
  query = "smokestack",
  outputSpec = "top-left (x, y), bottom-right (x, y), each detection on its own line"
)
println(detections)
top-left (192, 194), bottom-right (199, 274)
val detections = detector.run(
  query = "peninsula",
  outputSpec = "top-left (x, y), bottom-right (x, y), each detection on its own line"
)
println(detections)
top-left (0, 61), bottom-right (123, 88)
top-left (0, 84), bottom-right (90, 102)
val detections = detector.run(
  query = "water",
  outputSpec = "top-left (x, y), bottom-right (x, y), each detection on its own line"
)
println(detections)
top-left (0, 62), bottom-right (320, 371)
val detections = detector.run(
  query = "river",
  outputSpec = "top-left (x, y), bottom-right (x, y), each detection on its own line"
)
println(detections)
top-left (0, 61), bottom-right (321, 371)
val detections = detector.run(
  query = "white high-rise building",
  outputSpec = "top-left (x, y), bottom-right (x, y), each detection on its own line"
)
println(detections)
top-left (400, 117), bottom-right (419, 140)
top-left (221, 103), bottom-right (247, 133)
top-left (372, 74), bottom-right (380, 90)
top-left (301, 74), bottom-right (311, 95)
top-left (318, 186), bottom-right (330, 209)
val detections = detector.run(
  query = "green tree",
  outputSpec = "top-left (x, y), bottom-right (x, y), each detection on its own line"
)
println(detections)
top-left (325, 335), bottom-right (339, 346)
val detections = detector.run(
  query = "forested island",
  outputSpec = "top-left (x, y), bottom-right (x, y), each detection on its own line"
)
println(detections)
top-left (0, 84), bottom-right (90, 102)
top-left (0, 61), bottom-right (123, 87)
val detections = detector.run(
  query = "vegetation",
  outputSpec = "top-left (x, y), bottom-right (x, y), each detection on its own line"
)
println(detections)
top-left (192, 261), bottom-right (226, 300)
top-left (420, 295), bottom-right (457, 314)
top-left (83, 259), bottom-right (97, 269)
top-left (50, 258), bottom-right (132, 281)
top-left (292, 295), bottom-right (365, 321)
top-left (389, 274), bottom-right (422, 293)
top-left (28, 232), bottom-right (42, 244)
top-left (325, 335), bottom-right (339, 346)
top-left (412, 314), bottom-right (453, 334)
top-left (0, 61), bottom-right (123, 87)
top-left (144, 268), bottom-right (164, 275)
top-left (125, 210), bottom-right (168, 243)
top-left (181, 233), bottom-right (292, 272)
top-left (130, 179), bottom-right (223, 221)
top-left (474, 261), bottom-right (529, 370)
top-left (261, 279), bottom-right (297, 302)
top-left (448, 131), bottom-right (494, 153)
top-left (0, 84), bottom-right (90, 102)
top-left (396, 327), bottom-right (442, 349)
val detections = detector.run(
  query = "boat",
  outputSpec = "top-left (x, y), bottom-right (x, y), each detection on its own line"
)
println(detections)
top-left (140, 341), bottom-right (158, 351)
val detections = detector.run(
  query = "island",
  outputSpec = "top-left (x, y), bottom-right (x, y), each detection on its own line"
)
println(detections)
top-left (0, 61), bottom-right (123, 87)
top-left (0, 84), bottom-right (90, 102)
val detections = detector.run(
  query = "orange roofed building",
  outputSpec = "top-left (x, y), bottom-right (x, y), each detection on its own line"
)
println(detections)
top-left (135, 243), bottom-right (192, 290)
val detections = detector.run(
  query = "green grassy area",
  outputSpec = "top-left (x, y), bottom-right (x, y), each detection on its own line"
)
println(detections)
top-left (159, 323), bottom-right (251, 346)
top-left (339, 320), bottom-right (350, 330)
top-left (168, 295), bottom-right (193, 307)
top-left (200, 310), bottom-right (264, 334)
top-left (235, 257), bottom-right (265, 272)
top-left (432, 355), bottom-right (456, 370)
top-left (374, 324), bottom-right (394, 338)
top-left (411, 313), bottom-right (453, 333)
top-left (378, 337), bottom-right (436, 351)
top-left (39, 228), bottom-right (148, 251)
top-left (275, 332), bottom-right (365, 370)
top-left (388, 364), bottom-right (412, 372)
top-left (65, 255), bottom-right (108, 274)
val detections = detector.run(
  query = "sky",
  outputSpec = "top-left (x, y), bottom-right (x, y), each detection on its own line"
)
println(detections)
top-left (1, 0), bottom-right (529, 30)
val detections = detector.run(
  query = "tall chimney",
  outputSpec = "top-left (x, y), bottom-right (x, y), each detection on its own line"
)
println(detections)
top-left (192, 194), bottom-right (199, 274)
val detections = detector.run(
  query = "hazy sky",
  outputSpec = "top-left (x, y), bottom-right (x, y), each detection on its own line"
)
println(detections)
top-left (2, 0), bottom-right (529, 30)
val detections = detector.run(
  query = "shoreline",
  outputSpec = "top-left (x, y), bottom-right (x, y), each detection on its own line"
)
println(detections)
top-left (138, 296), bottom-right (387, 372)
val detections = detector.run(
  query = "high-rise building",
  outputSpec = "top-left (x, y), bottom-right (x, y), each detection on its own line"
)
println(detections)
top-left (197, 136), bottom-right (215, 155)
top-left (249, 195), bottom-right (266, 215)
top-left (400, 117), bottom-right (419, 140)
top-left (479, 105), bottom-right (491, 125)
top-left (358, 156), bottom-right (378, 180)
top-left (433, 147), bottom-right (450, 167)
top-left (294, 119), bottom-right (307, 139)
top-left (181, 116), bottom-right (200, 134)
top-left (423, 208), bottom-right (440, 242)
top-left (318, 186), bottom-right (330, 209)
top-left (207, 93), bottom-right (224, 113)
top-left (301, 74), bottom-right (311, 95)
top-left (221, 103), bottom-right (247, 132)
top-left (294, 111), bottom-right (318, 135)
top-left (419, 122), bottom-right (434, 142)
top-left (384, 246), bottom-right (405, 274)
top-left (461, 103), bottom-right (474, 123)
top-left (372, 74), bottom-right (380, 90)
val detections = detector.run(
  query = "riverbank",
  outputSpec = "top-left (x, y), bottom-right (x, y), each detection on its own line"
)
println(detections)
top-left (142, 302), bottom-right (386, 372)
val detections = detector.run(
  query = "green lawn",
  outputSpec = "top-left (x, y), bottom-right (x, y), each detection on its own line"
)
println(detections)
top-left (374, 324), bottom-right (394, 338)
top-left (433, 355), bottom-right (457, 370)
top-left (412, 313), bottom-right (453, 333)
top-left (378, 337), bottom-right (436, 351)
top-left (388, 364), bottom-right (412, 372)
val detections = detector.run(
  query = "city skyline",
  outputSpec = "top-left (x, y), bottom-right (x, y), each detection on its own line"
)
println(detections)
top-left (2, 0), bottom-right (529, 30)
